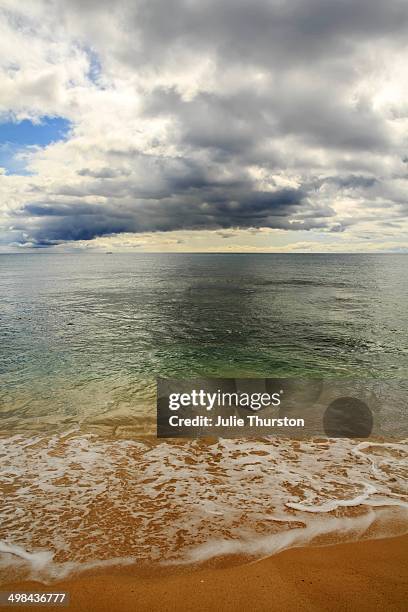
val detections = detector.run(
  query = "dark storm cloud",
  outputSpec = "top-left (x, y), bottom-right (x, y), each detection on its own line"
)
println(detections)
top-left (143, 85), bottom-right (391, 158)
top-left (118, 0), bottom-right (408, 69)
top-left (16, 184), bottom-right (310, 246)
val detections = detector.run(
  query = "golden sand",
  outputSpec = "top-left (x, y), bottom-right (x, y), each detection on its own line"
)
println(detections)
top-left (2, 535), bottom-right (407, 612)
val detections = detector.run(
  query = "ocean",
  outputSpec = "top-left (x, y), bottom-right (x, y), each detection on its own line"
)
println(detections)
top-left (0, 253), bottom-right (407, 581)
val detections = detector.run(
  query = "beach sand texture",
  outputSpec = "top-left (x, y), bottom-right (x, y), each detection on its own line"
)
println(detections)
top-left (2, 535), bottom-right (407, 612)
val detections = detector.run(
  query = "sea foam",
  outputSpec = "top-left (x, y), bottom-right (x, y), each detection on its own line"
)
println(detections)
top-left (0, 433), bottom-right (407, 582)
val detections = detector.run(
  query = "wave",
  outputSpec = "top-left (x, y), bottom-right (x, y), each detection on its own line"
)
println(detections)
top-left (0, 432), bottom-right (407, 582)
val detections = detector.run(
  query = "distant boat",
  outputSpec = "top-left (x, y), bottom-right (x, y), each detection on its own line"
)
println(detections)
top-left (105, 251), bottom-right (113, 254)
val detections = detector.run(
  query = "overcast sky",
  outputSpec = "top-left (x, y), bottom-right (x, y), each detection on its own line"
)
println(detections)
top-left (0, 0), bottom-right (407, 252)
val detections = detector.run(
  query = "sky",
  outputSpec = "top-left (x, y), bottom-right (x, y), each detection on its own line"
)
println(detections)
top-left (0, 0), bottom-right (407, 253)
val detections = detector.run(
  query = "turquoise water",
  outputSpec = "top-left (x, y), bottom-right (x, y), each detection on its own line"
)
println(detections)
top-left (1, 253), bottom-right (408, 432)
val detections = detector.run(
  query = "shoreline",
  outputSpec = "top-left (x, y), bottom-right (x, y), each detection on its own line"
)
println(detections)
top-left (2, 534), bottom-right (407, 611)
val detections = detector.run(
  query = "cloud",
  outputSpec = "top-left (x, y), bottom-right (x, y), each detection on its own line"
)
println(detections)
top-left (77, 167), bottom-right (129, 179)
top-left (0, 0), bottom-right (407, 250)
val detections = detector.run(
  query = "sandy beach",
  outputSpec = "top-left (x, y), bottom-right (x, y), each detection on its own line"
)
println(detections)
top-left (2, 534), bottom-right (407, 612)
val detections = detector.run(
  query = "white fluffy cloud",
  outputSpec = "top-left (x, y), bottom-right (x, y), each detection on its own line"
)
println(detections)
top-left (0, 0), bottom-right (407, 251)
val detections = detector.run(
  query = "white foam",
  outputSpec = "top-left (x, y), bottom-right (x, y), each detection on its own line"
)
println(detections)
top-left (178, 512), bottom-right (376, 564)
top-left (0, 433), bottom-right (407, 581)
top-left (286, 483), bottom-right (377, 513)
top-left (177, 506), bottom-right (408, 565)
top-left (0, 542), bottom-right (53, 571)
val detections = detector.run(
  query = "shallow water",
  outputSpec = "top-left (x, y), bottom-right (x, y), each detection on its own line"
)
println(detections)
top-left (1, 253), bottom-right (408, 432)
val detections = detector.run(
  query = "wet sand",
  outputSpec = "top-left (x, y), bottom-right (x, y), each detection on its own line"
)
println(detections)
top-left (2, 534), bottom-right (407, 612)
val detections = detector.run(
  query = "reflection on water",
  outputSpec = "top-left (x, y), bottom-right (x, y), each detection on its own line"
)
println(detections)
top-left (1, 253), bottom-right (408, 432)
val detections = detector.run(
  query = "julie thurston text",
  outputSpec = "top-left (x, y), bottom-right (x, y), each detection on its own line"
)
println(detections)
top-left (167, 415), bottom-right (305, 428)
